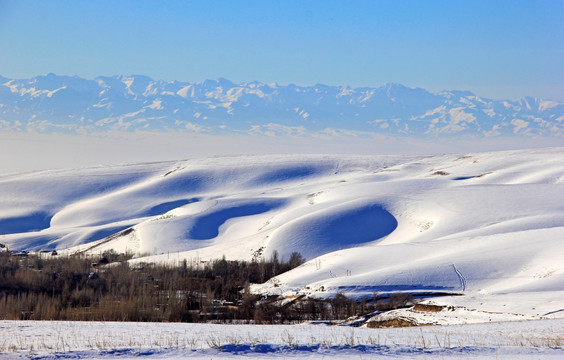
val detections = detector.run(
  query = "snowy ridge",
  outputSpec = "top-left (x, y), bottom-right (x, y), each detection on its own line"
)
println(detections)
top-left (1, 148), bottom-right (563, 321)
top-left (1, 74), bottom-right (563, 137)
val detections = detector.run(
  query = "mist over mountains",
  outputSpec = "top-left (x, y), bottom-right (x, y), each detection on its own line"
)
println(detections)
top-left (1, 73), bottom-right (563, 138)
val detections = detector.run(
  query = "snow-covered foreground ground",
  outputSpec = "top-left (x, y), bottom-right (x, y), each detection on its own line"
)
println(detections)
top-left (1, 147), bottom-right (564, 324)
top-left (0, 319), bottom-right (562, 359)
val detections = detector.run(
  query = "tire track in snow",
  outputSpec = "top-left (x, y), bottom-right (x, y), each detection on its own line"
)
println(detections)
top-left (452, 263), bottom-right (466, 291)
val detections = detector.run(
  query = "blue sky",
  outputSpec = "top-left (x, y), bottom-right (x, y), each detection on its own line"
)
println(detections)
top-left (0, 0), bottom-right (563, 101)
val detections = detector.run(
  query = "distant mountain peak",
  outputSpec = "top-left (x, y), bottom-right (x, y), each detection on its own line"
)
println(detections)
top-left (383, 82), bottom-right (410, 89)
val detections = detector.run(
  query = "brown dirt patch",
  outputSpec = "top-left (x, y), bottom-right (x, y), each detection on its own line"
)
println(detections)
top-left (413, 303), bottom-right (447, 312)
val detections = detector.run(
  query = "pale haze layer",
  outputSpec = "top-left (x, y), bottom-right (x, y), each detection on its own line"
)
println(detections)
top-left (1, 132), bottom-right (561, 174)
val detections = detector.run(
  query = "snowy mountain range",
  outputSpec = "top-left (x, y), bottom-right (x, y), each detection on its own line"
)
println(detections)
top-left (1, 73), bottom-right (563, 137)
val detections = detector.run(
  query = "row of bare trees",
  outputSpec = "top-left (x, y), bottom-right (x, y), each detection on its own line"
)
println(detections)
top-left (0, 250), bottom-right (411, 323)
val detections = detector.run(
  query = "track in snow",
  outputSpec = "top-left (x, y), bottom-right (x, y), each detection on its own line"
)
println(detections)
top-left (452, 263), bottom-right (467, 292)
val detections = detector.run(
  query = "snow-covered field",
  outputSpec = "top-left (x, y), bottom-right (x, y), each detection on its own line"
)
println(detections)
top-left (1, 319), bottom-right (563, 359)
top-left (1, 147), bottom-right (563, 357)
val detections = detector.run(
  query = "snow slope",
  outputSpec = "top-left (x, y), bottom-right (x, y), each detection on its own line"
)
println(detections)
top-left (1, 148), bottom-right (563, 320)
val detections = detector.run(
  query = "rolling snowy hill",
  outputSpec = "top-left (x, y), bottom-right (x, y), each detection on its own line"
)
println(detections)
top-left (1, 147), bottom-right (563, 322)
top-left (1, 74), bottom-right (563, 137)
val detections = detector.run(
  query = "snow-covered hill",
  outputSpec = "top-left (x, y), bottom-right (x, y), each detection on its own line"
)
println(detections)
top-left (1, 148), bottom-right (563, 321)
top-left (1, 74), bottom-right (563, 137)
